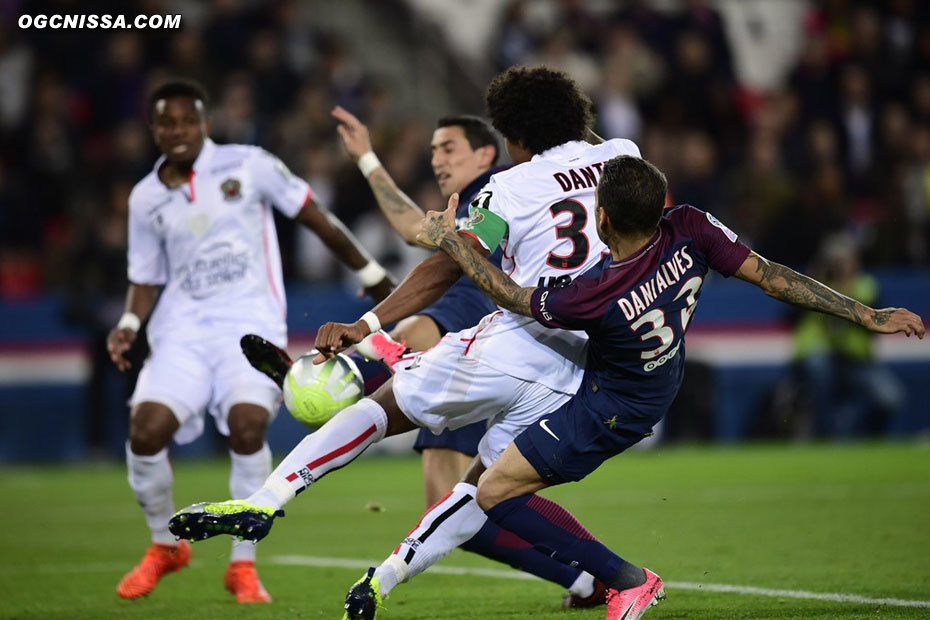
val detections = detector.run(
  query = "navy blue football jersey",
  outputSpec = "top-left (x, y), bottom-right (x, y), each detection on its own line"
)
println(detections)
top-left (530, 205), bottom-right (751, 431)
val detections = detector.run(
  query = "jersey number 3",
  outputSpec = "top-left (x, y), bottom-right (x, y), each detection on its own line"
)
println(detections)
top-left (546, 200), bottom-right (589, 270)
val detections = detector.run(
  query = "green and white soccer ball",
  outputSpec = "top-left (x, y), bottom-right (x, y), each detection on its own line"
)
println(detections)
top-left (283, 352), bottom-right (363, 428)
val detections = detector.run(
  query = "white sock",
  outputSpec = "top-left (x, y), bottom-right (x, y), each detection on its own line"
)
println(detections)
top-left (229, 443), bottom-right (272, 562)
top-left (569, 571), bottom-right (596, 598)
top-left (126, 442), bottom-right (176, 546)
top-left (247, 398), bottom-right (388, 510)
top-left (374, 482), bottom-right (487, 598)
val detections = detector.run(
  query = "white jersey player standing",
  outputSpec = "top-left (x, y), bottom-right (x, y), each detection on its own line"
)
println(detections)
top-left (108, 79), bottom-right (394, 604)
top-left (169, 67), bottom-right (635, 617)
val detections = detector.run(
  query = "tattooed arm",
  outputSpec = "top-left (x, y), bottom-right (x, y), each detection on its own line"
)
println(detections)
top-left (417, 193), bottom-right (534, 316)
top-left (735, 252), bottom-right (925, 338)
top-left (332, 105), bottom-right (424, 244)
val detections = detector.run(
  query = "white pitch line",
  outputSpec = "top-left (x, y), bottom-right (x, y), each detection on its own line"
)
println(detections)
top-left (268, 555), bottom-right (930, 609)
top-left (3, 555), bottom-right (927, 609)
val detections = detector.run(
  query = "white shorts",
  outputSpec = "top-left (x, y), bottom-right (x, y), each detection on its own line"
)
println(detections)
top-left (130, 321), bottom-right (283, 445)
top-left (392, 334), bottom-right (573, 467)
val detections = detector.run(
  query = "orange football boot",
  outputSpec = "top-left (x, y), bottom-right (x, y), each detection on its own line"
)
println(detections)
top-left (224, 560), bottom-right (272, 603)
top-left (116, 540), bottom-right (192, 599)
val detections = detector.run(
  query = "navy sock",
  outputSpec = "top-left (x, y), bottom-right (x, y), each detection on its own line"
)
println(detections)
top-left (348, 352), bottom-right (392, 395)
top-left (485, 493), bottom-right (644, 590)
top-left (460, 519), bottom-right (582, 588)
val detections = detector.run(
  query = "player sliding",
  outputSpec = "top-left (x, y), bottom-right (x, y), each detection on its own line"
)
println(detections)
top-left (242, 108), bottom-right (606, 607)
top-left (415, 155), bottom-right (925, 620)
top-left (170, 66), bottom-right (639, 616)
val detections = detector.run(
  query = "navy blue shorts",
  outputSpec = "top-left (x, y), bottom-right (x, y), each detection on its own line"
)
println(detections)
top-left (515, 395), bottom-right (652, 485)
top-left (419, 277), bottom-right (495, 335)
top-left (413, 420), bottom-right (486, 456)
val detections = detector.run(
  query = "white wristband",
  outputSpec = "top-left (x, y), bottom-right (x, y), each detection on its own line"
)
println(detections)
top-left (116, 312), bottom-right (141, 333)
top-left (357, 151), bottom-right (382, 178)
top-left (360, 311), bottom-right (381, 334)
top-left (356, 261), bottom-right (387, 287)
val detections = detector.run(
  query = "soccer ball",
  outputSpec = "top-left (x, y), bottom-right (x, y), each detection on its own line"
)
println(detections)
top-left (283, 352), bottom-right (364, 428)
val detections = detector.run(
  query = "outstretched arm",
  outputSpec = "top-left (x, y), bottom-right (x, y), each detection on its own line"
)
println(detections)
top-left (332, 105), bottom-right (424, 244)
top-left (735, 251), bottom-right (925, 337)
top-left (314, 247), bottom-right (472, 361)
top-left (417, 193), bottom-right (534, 317)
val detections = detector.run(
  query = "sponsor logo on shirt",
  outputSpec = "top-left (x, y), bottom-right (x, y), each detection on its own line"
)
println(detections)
top-left (176, 241), bottom-right (250, 299)
top-left (538, 290), bottom-right (553, 321)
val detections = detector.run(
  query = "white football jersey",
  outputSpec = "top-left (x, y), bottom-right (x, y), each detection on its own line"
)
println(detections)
top-left (127, 139), bottom-right (310, 342)
top-left (464, 138), bottom-right (641, 391)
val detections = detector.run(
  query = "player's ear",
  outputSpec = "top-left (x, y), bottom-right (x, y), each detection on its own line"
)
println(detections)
top-left (477, 145), bottom-right (495, 168)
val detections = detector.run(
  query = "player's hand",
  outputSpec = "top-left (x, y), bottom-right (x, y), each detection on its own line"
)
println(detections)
top-left (332, 105), bottom-right (373, 162)
top-left (107, 327), bottom-right (137, 371)
top-left (360, 274), bottom-right (396, 303)
top-left (313, 320), bottom-right (370, 363)
top-left (416, 192), bottom-right (459, 250)
top-left (862, 307), bottom-right (925, 338)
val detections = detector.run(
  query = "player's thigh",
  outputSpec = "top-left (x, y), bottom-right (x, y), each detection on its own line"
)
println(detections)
top-left (210, 334), bottom-right (281, 441)
top-left (130, 340), bottom-right (212, 446)
top-left (394, 336), bottom-right (542, 433)
top-left (391, 315), bottom-right (442, 352)
top-left (420, 448), bottom-right (476, 506)
top-left (476, 378), bottom-right (573, 467)
top-left (476, 442), bottom-right (550, 510)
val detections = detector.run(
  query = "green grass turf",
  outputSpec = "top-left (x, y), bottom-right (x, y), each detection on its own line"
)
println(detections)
top-left (1, 441), bottom-right (929, 619)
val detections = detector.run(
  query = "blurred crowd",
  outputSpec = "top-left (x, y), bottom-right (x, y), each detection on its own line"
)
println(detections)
top-left (2, 0), bottom-right (930, 324)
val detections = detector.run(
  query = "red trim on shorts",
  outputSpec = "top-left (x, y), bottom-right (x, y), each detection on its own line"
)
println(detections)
top-left (460, 311), bottom-right (501, 356)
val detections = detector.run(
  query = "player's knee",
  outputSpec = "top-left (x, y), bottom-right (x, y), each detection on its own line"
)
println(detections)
top-left (475, 478), bottom-right (503, 512)
top-left (227, 410), bottom-right (269, 453)
top-left (128, 408), bottom-right (174, 455)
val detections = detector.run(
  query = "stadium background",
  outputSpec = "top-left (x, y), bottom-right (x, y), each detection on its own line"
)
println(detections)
top-left (1, 0), bottom-right (928, 463)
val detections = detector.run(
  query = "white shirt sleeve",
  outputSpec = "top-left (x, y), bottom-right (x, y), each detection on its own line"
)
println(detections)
top-left (608, 138), bottom-right (642, 158)
top-left (126, 188), bottom-right (168, 285)
top-left (250, 149), bottom-right (312, 219)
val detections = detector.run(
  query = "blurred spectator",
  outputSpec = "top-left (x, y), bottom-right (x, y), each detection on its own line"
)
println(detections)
top-left (792, 235), bottom-right (905, 437)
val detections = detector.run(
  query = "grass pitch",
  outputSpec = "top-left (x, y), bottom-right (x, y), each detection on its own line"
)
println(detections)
top-left (2, 442), bottom-right (929, 619)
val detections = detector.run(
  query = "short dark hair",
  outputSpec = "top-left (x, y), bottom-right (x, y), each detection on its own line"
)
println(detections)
top-left (147, 78), bottom-right (209, 121)
top-left (485, 66), bottom-right (593, 155)
top-left (597, 156), bottom-right (668, 236)
top-left (437, 115), bottom-right (500, 165)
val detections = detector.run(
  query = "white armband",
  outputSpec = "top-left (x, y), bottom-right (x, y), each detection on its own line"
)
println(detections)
top-left (356, 261), bottom-right (387, 287)
top-left (116, 312), bottom-right (141, 333)
top-left (357, 151), bottom-right (382, 178)
top-left (359, 311), bottom-right (381, 334)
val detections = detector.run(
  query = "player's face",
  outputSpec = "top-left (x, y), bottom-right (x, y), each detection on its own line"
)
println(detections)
top-left (430, 126), bottom-right (492, 198)
top-left (150, 95), bottom-right (208, 167)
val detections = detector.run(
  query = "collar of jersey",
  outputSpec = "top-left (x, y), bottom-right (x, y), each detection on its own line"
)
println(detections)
top-left (531, 140), bottom-right (589, 162)
top-left (151, 137), bottom-right (217, 175)
top-left (607, 228), bottom-right (662, 269)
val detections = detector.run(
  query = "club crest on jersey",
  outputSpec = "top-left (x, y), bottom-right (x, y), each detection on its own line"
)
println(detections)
top-left (220, 178), bottom-right (242, 201)
top-left (462, 208), bottom-right (485, 230)
top-left (706, 212), bottom-right (737, 242)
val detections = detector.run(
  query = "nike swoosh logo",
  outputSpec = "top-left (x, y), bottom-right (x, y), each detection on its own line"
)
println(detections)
top-left (539, 419), bottom-right (559, 441)
top-left (618, 600), bottom-right (635, 619)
